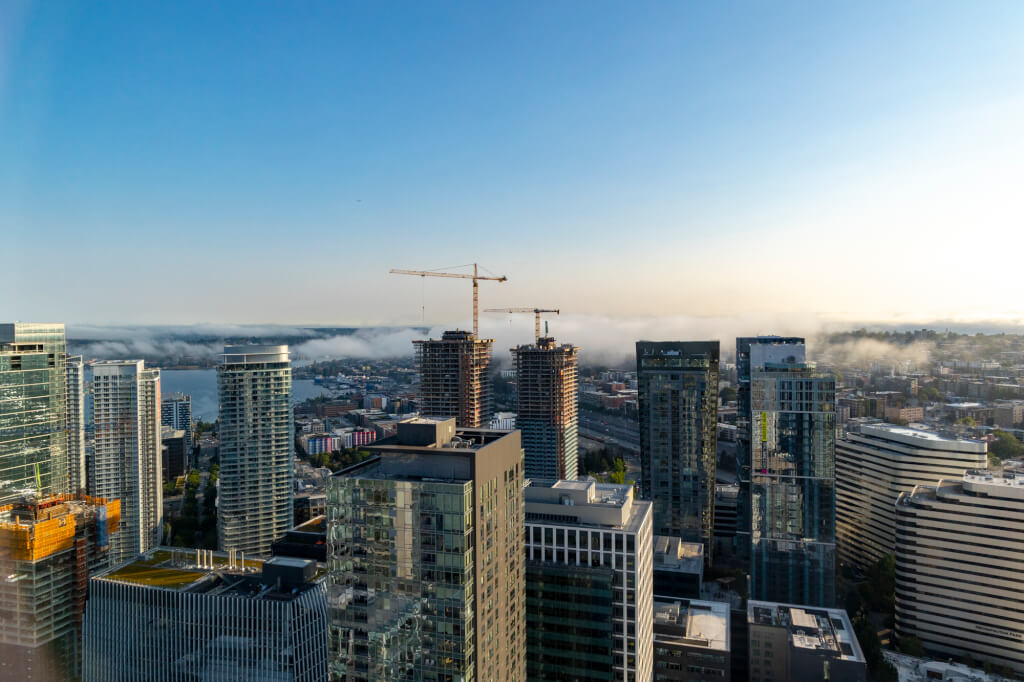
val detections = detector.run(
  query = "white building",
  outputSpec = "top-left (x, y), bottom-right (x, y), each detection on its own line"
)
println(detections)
top-left (88, 360), bottom-right (163, 565)
top-left (217, 345), bottom-right (294, 555)
top-left (65, 354), bottom-right (86, 493)
top-left (884, 651), bottom-right (1015, 682)
top-left (895, 469), bottom-right (1024, 673)
top-left (836, 423), bottom-right (987, 570)
top-left (524, 479), bottom-right (653, 681)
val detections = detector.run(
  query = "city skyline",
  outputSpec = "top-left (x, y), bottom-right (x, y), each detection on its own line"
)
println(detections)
top-left (4, 3), bottom-right (1024, 324)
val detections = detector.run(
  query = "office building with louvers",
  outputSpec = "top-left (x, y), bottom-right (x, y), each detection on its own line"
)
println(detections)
top-left (895, 469), bottom-right (1024, 673)
top-left (511, 337), bottom-right (579, 480)
top-left (0, 323), bottom-right (68, 503)
top-left (413, 330), bottom-right (493, 427)
top-left (326, 418), bottom-right (525, 682)
top-left (524, 479), bottom-right (653, 682)
top-left (83, 549), bottom-right (326, 682)
top-left (636, 341), bottom-right (719, 559)
top-left (88, 360), bottom-right (162, 566)
top-left (836, 423), bottom-right (987, 571)
top-left (749, 352), bottom-right (836, 607)
top-left (0, 493), bottom-right (120, 682)
top-left (217, 345), bottom-right (294, 556)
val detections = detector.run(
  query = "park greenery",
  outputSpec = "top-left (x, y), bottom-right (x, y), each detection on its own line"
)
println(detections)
top-left (166, 466), bottom-right (218, 549)
top-left (991, 430), bottom-right (1024, 461)
top-left (578, 448), bottom-right (630, 485)
top-left (305, 447), bottom-right (375, 472)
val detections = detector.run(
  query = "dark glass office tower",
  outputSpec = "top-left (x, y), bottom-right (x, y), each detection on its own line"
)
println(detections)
top-left (636, 341), bottom-right (719, 560)
top-left (735, 336), bottom-right (805, 562)
top-left (749, 357), bottom-right (836, 607)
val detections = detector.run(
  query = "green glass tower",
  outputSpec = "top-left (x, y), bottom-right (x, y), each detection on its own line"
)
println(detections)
top-left (0, 323), bottom-right (68, 504)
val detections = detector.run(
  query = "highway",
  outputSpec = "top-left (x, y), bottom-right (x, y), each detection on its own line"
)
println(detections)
top-left (578, 409), bottom-right (640, 452)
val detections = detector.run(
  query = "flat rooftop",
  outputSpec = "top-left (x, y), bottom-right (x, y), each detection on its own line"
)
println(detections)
top-left (653, 598), bottom-right (730, 652)
top-left (748, 600), bottom-right (864, 663)
top-left (653, 535), bottom-right (704, 574)
top-left (95, 547), bottom-right (324, 598)
top-left (525, 479), bottom-right (651, 534)
top-left (858, 423), bottom-right (987, 453)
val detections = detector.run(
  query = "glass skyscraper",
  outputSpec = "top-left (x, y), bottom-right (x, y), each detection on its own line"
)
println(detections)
top-left (0, 323), bottom-right (68, 504)
top-left (735, 336), bottom-right (805, 563)
top-left (217, 345), bottom-right (294, 556)
top-left (748, 352), bottom-right (836, 607)
top-left (327, 418), bottom-right (526, 682)
top-left (636, 341), bottom-right (719, 558)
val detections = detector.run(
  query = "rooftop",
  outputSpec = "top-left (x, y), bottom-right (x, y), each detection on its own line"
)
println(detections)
top-left (858, 423), bottom-right (987, 453)
top-left (653, 598), bottom-right (730, 652)
top-left (96, 547), bottom-right (324, 598)
top-left (653, 535), bottom-right (704, 574)
top-left (524, 479), bottom-right (650, 534)
top-left (748, 600), bottom-right (864, 663)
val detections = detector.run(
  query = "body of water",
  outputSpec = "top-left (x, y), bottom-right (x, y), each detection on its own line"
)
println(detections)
top-left (160, 369), bottom-right (331, 422)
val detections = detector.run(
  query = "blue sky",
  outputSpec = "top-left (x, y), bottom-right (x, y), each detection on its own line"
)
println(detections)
top-left (3, 2), bottom-right (1023, 327)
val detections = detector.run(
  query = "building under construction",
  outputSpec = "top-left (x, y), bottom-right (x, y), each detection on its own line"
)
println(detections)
top-left (414, 330), bottom-right (494, 428)
top-left (512, 337), bottom-right (580, 480)
top-left (0, 493), bottom-right (121, 682)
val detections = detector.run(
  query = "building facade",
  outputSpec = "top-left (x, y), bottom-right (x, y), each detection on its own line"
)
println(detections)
top-left (413, 330), bottom-right (493, 427)
top-left (736, 337), bottom-right (805, 562)
top-left (748, 601), bottom-right (865, 682)
top-left (88, 360), bottom-right (162, 566)
top-left (160, 392), bottom-right (193, 449)
top-left (894, 470), bottom-right (1024, 673)
top-left (65, 355), bottom-right (86, 494)
top-left (524, 479), bottom-right (653, 682)
top-left (326, 418), bottom-right (525, 681)
top-left (636, 341), bottom-right (719, 558)
top-left (652, 598), bottom-right (730, 682)
top-left (512, 337), bottom-right (579, 480)
top-left (749, 353), bottom-right (836, 607)
top-left (836, 424), bottom-right (987, 571)
top-left (83, 550), bottom-right (326, 682)
top-left (0, 323), bottom-right (68, 503)
top-left (0, 493), bottom-right (120, 682)
top-left (217, 345), bottom-right (294, 555)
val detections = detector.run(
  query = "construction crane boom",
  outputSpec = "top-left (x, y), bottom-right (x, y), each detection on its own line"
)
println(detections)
top-left (390, 263), bottom-right (507, 337)
top-left (483, 307), bottom-right (560, 342)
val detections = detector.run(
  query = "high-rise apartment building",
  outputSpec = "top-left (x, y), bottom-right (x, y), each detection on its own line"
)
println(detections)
top-left (160, 392), bottom-right (192, 449)
top-left (511, 337), bottom-right (579, 480)
top-left (748, 600), bottom-right (866, 682)
top-left (414, 330), bottom-right (493, 427)
top-left (749, 351), bottom-right (836, 607)
top-left (524, 479), bottom-right (653, 682)
top-left (0, 493), bottom-right (121, 682)
top-left (217, 345), bottom-right (294, 556)
top-left (89, 360), bottom-right (162, 566)
top-left (0, 323), bottom-right (68, 503)
top-left (326, 418), bottom-right (525, 681)
top-left (736, 336), bottom-right (805, 560)
top-left (836, 424), bottom-right (987, 571)
top-left (65, 355), bottom-right (86, 493)
top-left (636, 341), bottom-right (719, 557)
top-left (83, 549), bottom-right (327, 682)
top-left (895, 469), bottom-right (1024, 673)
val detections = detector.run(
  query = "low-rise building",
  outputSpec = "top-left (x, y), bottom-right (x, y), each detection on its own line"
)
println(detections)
top-left (652, 598), bottom-right (730, 681)
top-left (884, 651), bottom-right (1015, 682)
top-left (83, 549), bottom-right (327, 681)
top-left (748, 601), bottom-right (866, 682)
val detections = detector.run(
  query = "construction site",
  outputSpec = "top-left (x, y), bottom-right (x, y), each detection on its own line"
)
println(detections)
top-left (0, 493), bottom-right (121, 682)
top-left (413, 330), bottom-right (494, 428)
top-left (512, 337), bottom-right (581, 480)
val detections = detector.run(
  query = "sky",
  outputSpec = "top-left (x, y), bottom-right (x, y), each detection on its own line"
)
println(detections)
top-left (2, 2), bottom-right (1023, 330)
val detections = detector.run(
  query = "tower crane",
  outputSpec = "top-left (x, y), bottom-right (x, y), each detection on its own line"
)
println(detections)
top-left (389, 264), bottom-right (507, 337)
top-left (483, 307), bottom-right (560, 343)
